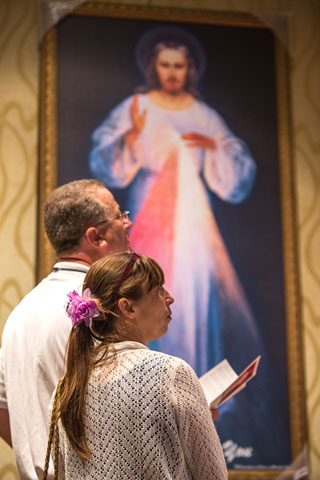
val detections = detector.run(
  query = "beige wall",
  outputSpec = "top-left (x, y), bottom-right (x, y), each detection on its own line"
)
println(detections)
top-left (0, 0), bottom-right (319, 478)
top-left (0, 1), bottom-right (37, 477)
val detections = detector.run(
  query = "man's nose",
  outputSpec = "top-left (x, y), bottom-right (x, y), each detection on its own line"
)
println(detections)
top-left (124, 219), bottom-right (133, 230)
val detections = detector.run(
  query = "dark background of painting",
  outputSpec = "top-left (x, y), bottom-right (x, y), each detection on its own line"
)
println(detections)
top-left (57, 13), bottom-right (290, 468)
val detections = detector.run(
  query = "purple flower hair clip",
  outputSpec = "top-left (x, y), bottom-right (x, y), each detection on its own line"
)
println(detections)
top-left (66, 288), bottom-right (100, 328)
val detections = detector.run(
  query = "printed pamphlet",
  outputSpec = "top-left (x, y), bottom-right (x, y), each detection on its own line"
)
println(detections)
top-left (199, 356), bottom-right (261, 408)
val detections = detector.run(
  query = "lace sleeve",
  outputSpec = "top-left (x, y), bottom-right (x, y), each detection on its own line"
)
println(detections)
top-left (170, 359), bottom-right (228, 479)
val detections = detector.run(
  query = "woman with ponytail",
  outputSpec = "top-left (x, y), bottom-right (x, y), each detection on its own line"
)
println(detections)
top-left (48, 251), bottom-right (227, 479)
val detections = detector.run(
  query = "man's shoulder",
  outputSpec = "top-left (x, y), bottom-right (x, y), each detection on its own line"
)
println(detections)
top-left (193, 98), bottom-right (214, 113)
top-left (111, 94), bottom-right (135, 112)
top-left (2, 269), bottom-right (84, 338)
top-left (9, 267), bottom-right (84, 306)
top-left (190, 99), bottom-right (226, 128)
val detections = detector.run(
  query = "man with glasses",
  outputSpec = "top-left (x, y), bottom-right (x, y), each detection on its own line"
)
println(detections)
top-left (0, 179), bottom-right (132, 480)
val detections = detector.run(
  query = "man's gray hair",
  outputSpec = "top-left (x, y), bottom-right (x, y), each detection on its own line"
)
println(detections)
top-left (44, 179), bottom-right (110, 255)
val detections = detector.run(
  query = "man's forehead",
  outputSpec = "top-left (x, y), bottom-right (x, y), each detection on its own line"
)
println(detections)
top-left (95, 186), bottom-right (113, 202)
top-left (95, 187), bottom-right (119, 210)
top-left (156, 48), bottom-right (187, 63)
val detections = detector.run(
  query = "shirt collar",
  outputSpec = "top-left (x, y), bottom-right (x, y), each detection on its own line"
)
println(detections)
top-left (52, 261), bottom-right (90, 274)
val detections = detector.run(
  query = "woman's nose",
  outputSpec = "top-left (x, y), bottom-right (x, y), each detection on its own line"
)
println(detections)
top-left (165, 290), bottom-right (174, 305)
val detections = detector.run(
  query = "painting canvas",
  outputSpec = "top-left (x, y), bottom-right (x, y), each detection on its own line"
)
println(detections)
top-left (39, 4), bottom-right (306, 477)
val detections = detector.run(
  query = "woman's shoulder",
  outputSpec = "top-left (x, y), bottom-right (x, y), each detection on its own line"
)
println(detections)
top-left (93, 348), bottom-right (195, 381)
top-left (143, 353), bottom-right (202, 396)
top-left (145, 350), bottom-right (195, 374)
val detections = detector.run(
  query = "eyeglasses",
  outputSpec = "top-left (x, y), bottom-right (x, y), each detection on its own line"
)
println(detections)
top-left (114, 250), bottom-right (141, 300)
top-left (95, 211), bottom-right (130, 227)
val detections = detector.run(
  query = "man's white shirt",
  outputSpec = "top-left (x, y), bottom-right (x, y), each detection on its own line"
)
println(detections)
top-left (0, 262), bottom-right (88, 480)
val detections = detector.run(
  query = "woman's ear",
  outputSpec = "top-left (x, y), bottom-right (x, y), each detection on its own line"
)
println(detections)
top-left (117, 298), bottom-right (135, 319)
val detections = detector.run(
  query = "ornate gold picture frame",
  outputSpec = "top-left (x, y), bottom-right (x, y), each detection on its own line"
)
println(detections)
top-left (38, 3), bottom-right (307, 478)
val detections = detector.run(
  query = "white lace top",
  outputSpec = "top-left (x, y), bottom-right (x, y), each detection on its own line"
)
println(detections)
top-left (55, 341), bottom-right (227, 479)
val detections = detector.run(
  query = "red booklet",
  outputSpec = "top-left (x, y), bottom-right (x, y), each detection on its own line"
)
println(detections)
top-left (199, 356), bottom-right (261, 408)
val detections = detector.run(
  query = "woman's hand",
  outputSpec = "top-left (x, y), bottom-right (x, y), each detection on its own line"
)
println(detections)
top-left (181, 132), bottom-right (217, 150)
top-left (210, 408), bottom-right (220, 422)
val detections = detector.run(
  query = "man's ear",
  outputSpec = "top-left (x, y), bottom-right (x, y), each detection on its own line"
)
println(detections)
top-left (85, 227), bottom-right (107, 248)
top-left (117, 298), bottom-right (135, 319)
